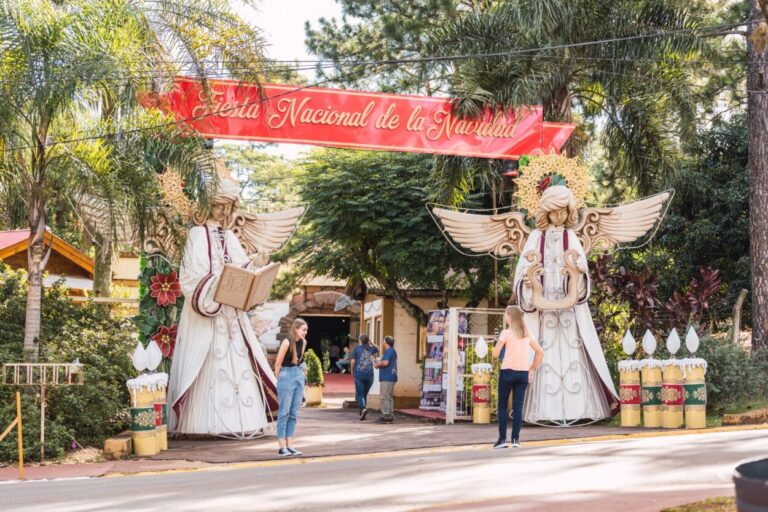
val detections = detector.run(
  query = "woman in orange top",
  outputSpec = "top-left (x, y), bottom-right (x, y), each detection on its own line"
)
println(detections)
top-left (492, 305), bottom-right (544, 448)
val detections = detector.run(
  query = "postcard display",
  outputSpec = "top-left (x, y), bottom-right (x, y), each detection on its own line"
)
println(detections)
top-left (419, 310), bottom-right (469, 414)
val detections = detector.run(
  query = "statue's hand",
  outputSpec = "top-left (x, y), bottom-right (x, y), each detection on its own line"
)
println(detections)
top-left (522, 275), bottom-right (532, 288)
top-left (249, 252), bottom-right (269, 267)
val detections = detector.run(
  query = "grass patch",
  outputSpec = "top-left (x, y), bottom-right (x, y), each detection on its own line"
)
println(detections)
top-left (661, 496), bottom-right (735, 512)
top-left (722, 400), bottom-right (768, 415)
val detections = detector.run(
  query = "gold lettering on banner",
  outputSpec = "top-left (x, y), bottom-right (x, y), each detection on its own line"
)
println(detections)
top-left (268, 98), bottom-right (375, 129)
top-left (407, 106), bottom-right (425, 132)
top-left (191, 90), bottom-right (261, 120)
top-left (375, 103), bottom-right (400, 130)
top-left (426, 110), bottom-right (529, 142)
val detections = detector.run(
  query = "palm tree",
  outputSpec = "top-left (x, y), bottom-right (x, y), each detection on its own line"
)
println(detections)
top-left (427, 0), bottom-right (713, 201)
top-left (0, 0), bottom-right (268, 361)
top-left (79, 0), bottom-right (267, 296)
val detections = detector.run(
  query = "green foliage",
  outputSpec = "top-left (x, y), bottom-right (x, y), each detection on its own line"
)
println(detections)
top-left (304, 349), bottom-right (324, 387)
top-left (657, 115), bottom-right (749, 320)
top-left (696, 336), bottom-right (768, 415)
top-left (426, 0), bottom-right (713, 197)
top-left (0, 264), bottom-right (133, 462)
top-left (305, 0), bottom-right (457, 93)
top-left (288, 149), bottom-right (494, 321)
top-left (214, 145), bottom-right (301, 211)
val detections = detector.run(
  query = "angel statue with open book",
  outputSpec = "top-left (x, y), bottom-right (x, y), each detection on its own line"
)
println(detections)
top-left (167, 169), bottom-right (304, 438)
top-left (431, 155), bottom-right (670, 426)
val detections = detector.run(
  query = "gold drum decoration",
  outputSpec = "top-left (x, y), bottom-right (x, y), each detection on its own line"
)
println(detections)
top-left (661, 361), bottom-right (685, 429)
top-left (683, 359), bottom-right (707, 429)
top-left (471, 364), bottom-right (493, 424)
top-left (640, 361), bottom-right (663, 428)
top-left (618, 361), bottom-right (642, 427)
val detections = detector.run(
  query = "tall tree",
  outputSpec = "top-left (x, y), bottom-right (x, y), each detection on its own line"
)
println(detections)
top-left (305, 0), bottom-right (457, 94)
top-left (747, 0), bottom-right (768, 349)
top-left (290, 149), bottom-right (493, 324)
top-left (427, 0), bottom-right (711, 199)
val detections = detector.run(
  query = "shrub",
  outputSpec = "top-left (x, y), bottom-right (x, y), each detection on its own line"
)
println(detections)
top-left (0, 264), bottom-right (133, 463)
top-left (304, 349), bottom-right (324, 387)
top-left (696, 335), bottom-right (768, 414)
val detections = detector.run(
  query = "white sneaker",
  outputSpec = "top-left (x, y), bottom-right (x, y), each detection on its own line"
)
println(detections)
top-left (511, 440), bottom-right (521, 448)
top-left (287, 447), bottom-right (302, 456)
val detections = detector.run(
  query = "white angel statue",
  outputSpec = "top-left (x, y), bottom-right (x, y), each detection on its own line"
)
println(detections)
top-left (167, 172), bottom-right (304, 438)
top-left (432, 184), bottom-right (670, 425)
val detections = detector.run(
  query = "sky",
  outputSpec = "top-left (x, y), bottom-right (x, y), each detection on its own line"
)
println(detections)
top-left (233, 0), bottom-right (343, 159)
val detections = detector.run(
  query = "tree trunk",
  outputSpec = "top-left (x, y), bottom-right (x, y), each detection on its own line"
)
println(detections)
top-left (24, 196), bottom-right (47, 362)
top-left (381, 278), bottom-right (428, 325)
top-left (93, 233), bottom-right (113, 297)
top-left (748, 0), bottom-right (768, 350)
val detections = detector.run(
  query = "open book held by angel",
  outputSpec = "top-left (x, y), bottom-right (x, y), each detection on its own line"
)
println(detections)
top-left (432, 184), bottom-right (670, 425)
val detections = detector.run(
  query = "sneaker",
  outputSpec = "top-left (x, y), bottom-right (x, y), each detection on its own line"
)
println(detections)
top-left (511, 439), bottom-right (521, 448)
top-left (375, 417), bottom-right (388, 424)
top-left (383, 415), bottom-right (395, 423)
top-left (287, 447), bottom-right (302, 456)
top-left (493, 439), bottom-right (508, 449)
top-left (360, 408), bottom-right (368, 421)
top-left (278, 448), bottom-right (292, 457)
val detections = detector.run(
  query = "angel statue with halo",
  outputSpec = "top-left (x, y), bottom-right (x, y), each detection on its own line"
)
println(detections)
top-left (166, 167), bottom-right (304, 438)
top-left (431, 155), bottom-right (671, 426)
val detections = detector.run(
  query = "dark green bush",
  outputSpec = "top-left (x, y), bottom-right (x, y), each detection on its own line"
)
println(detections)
top-left (0, 264), bottom-right (133, 463)
top-left (304, 349), bottom-right (324, 387)
top-left (696, 335), bottom-right (768, 414)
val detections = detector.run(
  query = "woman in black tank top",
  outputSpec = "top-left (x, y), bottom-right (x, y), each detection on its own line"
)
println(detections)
top-left (274, 318), bottom-right (308, 457)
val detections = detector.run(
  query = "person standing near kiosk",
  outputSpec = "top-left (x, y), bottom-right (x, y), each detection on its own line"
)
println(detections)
top-left (376, 336), bottom-right (398, 423)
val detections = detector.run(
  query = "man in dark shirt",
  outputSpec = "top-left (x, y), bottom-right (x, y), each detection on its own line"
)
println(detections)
top-left (375, 336), bottom-right (398, 423)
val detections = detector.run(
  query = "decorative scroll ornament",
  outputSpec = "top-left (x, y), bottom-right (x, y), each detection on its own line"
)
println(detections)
top-left (523, 249), bottom-right (581, 310)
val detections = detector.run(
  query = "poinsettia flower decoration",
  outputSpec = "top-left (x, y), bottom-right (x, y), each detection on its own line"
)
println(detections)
top-left (152, 324), bottom-right (178, 358)
top-left (149, 271), bottom-right (182, 307)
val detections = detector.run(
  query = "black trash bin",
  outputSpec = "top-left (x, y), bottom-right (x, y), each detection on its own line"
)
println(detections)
top-left (734, 457), bottom-right (768, 512)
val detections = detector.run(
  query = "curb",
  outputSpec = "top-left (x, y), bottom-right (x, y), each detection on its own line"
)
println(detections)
top-left (5, 423), bottom-right (767, 483)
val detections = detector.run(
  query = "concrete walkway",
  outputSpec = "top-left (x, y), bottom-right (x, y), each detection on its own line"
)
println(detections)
top-left (1, 398), bottom-right (765, 482)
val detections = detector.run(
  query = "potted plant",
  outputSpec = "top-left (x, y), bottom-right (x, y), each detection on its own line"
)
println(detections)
top-left (304, 348), bottom-right (324, 406)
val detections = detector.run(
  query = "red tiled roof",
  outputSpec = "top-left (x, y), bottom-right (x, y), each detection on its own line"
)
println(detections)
top-left (0, 229), bottom-right (31, 250)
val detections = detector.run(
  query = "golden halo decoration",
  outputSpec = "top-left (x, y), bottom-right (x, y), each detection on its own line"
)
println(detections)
top-left (514, 154), bottom-right (591, 218)
top-left (157, 168), bottom-right (195, 220)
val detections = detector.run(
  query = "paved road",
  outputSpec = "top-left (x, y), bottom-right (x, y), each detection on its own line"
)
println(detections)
top-left (1, 430), bottom-right (764, 512)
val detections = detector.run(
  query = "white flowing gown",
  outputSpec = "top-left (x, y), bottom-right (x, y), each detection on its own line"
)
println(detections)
top-left (167, 225), bottom-right (278, 435)
top-left (514, 226), bottom-right (619, 424)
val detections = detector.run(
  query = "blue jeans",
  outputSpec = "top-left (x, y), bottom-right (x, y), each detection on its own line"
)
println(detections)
top-left (497, 369), bottom-right (529, 442)
top-left (354, 373), bottom-right (374, 411)
top-left (276, 366), bottom-right (305, 439)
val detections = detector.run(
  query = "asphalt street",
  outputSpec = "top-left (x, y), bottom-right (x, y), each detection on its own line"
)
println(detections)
top-left (1, 429), bottom-right (764, 512)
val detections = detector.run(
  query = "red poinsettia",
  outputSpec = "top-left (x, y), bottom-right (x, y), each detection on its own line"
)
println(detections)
top-left (152, 324), bottom-right (178, 358)
top-left (149, 271), bottom-right (181, 307)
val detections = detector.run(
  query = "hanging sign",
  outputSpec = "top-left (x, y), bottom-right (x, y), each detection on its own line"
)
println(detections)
top-left (146, 77), bottom-right (574, 160)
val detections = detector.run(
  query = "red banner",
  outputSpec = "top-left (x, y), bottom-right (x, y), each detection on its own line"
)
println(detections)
top-left (150, 77), bottom-right (574, 160)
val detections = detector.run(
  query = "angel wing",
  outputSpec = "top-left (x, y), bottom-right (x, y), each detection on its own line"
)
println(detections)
top-left (429, 206), bottom-right (532, 259)
top-left (229, 206), bottom-right (306, 255)
top-left (575, 191), bottom-right (672, 254)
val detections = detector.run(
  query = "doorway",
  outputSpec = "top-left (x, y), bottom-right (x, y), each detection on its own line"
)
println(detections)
top-left (299, 315), bottom-right (351, 365)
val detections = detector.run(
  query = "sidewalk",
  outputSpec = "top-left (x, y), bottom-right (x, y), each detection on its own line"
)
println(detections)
top-left (1, 398), bottom-right (765, 482)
